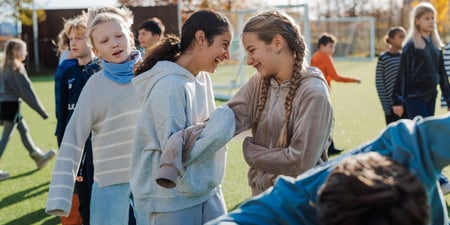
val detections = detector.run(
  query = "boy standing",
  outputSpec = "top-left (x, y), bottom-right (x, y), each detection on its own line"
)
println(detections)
top-left (55, 14), bottom-right (100, 225)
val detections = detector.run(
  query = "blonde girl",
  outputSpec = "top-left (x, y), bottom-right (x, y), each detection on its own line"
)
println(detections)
top-left (0, 38), bottom-right (54, 181)
top-left (227, 10), bottom-right (333, 195)
top-left (392, 2), bottom-right (450, 118)
top-left (46, 10), bottom-right (143, 225)
top-left (375, 26), bottom-right (406, 125)
top-left (391, 2), bottom-right (450, 194)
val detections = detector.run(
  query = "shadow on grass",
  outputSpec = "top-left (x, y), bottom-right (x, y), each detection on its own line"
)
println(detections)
top-left (4, 208), bottom-right (59, 225)
top-left (8, 169), bottom-right (38, 180)
top-left (0, 181), bottom-right (50, 208)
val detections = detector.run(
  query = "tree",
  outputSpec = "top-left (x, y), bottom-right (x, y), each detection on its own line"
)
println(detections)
top-left (0, 0), bottom-right (46, 26)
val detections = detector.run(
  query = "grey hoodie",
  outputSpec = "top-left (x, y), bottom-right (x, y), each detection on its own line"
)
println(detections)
top-left (130, 61), bottom-right (230, 213)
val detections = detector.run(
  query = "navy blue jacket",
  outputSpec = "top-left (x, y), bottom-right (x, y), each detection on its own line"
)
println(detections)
top-left (55, 60), bottom-right (100, 145)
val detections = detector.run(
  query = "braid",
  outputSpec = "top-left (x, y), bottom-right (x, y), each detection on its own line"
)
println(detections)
top-left (276, 50), bottom-right (302, 147)
top-left (252, 77), bottom-right (271, 136)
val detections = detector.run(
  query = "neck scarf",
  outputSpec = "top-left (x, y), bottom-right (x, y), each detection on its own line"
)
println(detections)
top-left (102, 50), bottom-right (141, 84)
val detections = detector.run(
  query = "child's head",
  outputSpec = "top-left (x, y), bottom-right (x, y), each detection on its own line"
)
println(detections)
top-left (384, 26), bottom-right (406, 49)
top-left (317, 152), bottom-right (429, 225)
top-left (3, 38), bottom-right (27, 71)
top-left (317, 33), bottom-right (336, 55)
top-left (86, 6), bottom-right (133, 29)
top-left (137, 17), bottom-right (165, 49)
top-left (242, 10), bottom-right (307, 147)
top-left (408, 2), bottom-right (443, 49)
top-left (87, 13), bottom-right (134, 64)
top-left (65, 13), bottom-right (91, 60)
top-left (135, 9), bottom-right (232, 75)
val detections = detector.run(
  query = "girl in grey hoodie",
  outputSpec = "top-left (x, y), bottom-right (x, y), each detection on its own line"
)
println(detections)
top-left (131, 9), bottom-right (233, 225)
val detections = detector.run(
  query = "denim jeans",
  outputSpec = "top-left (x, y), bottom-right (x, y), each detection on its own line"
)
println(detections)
top-left (90, 182), bottom-right (133, 225)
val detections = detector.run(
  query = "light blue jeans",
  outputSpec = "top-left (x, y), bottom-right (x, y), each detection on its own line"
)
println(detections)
top-left (146, 190), bottom-right (227, 225)
top-left (91, 182), bottom-right (148, 225)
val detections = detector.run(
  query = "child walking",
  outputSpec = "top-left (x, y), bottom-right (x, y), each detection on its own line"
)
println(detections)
top-left (375, 26), bottom-right (407, 125)
top-left (0, 38), bottom-right (55, 181)
top-left (46, 10), bottom-right (143, 225)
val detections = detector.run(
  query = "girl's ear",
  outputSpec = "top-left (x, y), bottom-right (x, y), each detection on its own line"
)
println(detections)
top-left (194, 30), bottom-right (206, 48)
top-left (271, 34), bottom-right (284, 53)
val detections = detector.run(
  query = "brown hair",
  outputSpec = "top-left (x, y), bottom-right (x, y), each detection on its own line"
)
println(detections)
top-left (134, 9), bottom-right (231, 75)
top-left (317, 152), bottom-right (429, 225)
top-left (243, 10), bottom-right (307, 147)
top-left (384, 26), bottom-right (406, 45)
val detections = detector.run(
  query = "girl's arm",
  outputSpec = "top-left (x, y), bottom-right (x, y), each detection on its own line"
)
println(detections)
top-left (10, 66), bottom-right (48, 118)
top-left (375, 54), bottom-right (390, 114)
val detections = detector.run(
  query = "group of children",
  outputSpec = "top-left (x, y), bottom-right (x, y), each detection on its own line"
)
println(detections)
top-left (0, 2), bottom-right (449, 225)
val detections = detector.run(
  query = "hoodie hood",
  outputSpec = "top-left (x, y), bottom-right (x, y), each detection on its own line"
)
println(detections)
top-left (132, 60), bottom-right (195, 101)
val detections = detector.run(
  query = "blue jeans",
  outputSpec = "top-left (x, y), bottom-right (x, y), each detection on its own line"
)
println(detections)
top-left (90, 182), bottom-right (134, 225)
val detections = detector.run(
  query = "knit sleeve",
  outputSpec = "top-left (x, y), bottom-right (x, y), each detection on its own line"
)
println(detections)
top-left (10, 66), bottom-right (48, 118)
top-left (46, 77), bottom-right (97, 216)
top-left (375, 54), bottom-right (390, 114)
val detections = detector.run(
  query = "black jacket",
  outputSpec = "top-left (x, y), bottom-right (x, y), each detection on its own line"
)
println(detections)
top-left (392, 38), bottom-right (450, 106)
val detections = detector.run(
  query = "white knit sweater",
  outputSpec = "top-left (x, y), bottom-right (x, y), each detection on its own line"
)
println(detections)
top-left (46, 71), bottom-right (141, 216)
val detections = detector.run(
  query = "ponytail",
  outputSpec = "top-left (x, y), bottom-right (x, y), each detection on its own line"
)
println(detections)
top-left (134, 35), bottom-right (181, 76)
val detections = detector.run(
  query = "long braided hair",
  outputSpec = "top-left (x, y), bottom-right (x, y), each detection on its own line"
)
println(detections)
top-left (243, 10), bottom-right (308, 148)
top-left (317, 152), bottom-right (429, 225)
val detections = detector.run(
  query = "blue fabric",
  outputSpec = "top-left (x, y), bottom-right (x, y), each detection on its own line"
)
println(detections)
top-left (54, 58), bottom-right (77, 135)
top-left (207, 114), bottom-right (450, 225)
top-left (102, 50), bottom-right (141, 84)
top-left (90, 182), bottom-right (132, 225)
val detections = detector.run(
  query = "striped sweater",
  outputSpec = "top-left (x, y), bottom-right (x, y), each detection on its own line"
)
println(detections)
top-left (444, 44), bottom-right (450, 77)
top-left (46, 71), bottom-right (142, 216)
top-left (376, 51), bottom-right (401, 115)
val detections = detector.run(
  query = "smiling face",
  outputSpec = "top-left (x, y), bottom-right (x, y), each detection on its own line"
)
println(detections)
top-left (200, 31), bottom-right (232, 73)
top-left (242, 32), bottom-right (279, 78)
top-left (91, 20), bottom-right (132, 64)
top-left (415, 11), bottom-right (435, 35)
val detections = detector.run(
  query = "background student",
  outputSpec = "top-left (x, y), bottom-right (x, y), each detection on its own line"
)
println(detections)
top-left (0, 39), bottom-right (55, 181)
top-left (375, 27), bottom-right (407, 125)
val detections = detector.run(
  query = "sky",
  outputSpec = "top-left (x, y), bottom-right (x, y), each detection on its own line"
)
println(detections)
top-left (35, 0), bottom-right (307, 9)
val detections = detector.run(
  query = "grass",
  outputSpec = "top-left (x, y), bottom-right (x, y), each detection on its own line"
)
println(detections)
top-left (0, 60), bottom-right (449, 224)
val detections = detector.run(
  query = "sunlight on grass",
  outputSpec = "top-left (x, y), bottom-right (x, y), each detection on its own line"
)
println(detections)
top-left (1, 60), bottom-right (449, 224)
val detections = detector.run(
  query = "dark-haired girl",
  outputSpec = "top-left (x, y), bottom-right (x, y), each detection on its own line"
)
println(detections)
top-left (130, 9), bottom-right (232, 224)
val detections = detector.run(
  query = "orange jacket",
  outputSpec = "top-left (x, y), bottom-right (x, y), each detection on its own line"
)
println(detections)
top-left (310, 50), bottom-right (359, 87)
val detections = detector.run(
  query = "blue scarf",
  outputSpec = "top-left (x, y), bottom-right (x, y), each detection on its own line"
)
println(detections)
top-left (102, 50), bottom-right (141, 84)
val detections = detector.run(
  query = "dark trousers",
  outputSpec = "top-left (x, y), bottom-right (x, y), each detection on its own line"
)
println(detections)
top-left (404, 97), bottom-right (436, 119)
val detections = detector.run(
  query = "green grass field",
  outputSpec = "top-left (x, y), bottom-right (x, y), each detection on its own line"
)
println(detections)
top-left (0, 60), bottom-right (448, 224)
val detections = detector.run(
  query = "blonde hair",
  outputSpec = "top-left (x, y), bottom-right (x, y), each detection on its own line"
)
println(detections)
top-left (243, 10), bottom-right (307, 148)
top-left (87, 12), bottom-right (131, 49)
top-left (407, 2), bottom-right (443, 49)
top-left (64, 13), bottom-right (88, 37)
top-left (55, 28), bottom-right (69, 57)
top-left (86, 6), bottom-right (133, 30)
top-left (2, 38), bottom-right (26, 74)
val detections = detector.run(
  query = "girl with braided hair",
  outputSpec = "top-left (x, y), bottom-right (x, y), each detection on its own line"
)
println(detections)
top-left (227, 9), bottom-right (333, 195)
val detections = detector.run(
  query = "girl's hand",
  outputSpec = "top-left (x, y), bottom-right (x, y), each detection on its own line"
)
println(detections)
top-left (392, 105), bottom-right (404, 117)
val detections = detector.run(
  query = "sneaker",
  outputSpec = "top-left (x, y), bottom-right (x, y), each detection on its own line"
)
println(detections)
top-left (0, 170), bottom-right (10, 181)
top-left (440, 182), bottom-right (450, 195)
top-left (31, 149), bottom-right (56, 169)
